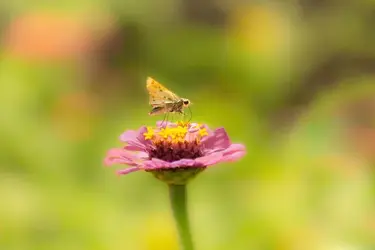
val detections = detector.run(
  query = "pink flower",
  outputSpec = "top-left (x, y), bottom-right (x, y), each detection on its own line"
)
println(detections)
top-left (104, 121), bottom-right (246, 184)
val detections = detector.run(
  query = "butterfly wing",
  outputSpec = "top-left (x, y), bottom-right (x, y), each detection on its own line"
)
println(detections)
top-left (146, 77), bottom-right (180, 106)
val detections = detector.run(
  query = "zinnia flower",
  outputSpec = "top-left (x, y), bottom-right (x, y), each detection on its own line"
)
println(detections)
top-left (104, 121), bottom-right (246, 184)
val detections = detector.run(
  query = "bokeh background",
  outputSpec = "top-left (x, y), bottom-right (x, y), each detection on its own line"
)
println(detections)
top-left (1, 0), bottom-right (375, 249)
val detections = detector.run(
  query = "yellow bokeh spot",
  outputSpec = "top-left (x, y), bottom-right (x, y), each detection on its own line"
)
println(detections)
top-left (137, 213), bottom-right (179, 250)
top-left (229, 4), bottom-right (290, 56)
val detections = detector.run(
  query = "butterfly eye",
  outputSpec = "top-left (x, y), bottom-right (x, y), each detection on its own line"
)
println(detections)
top-left (183, 100), bottom-right (190, 105)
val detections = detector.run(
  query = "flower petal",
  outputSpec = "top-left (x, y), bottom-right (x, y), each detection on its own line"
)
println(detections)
top-left (104, 149), bottom-right (133, 166)
top-left (104, 148), bottom-right (146, 167)
top-left (116, 167), bottom-right (141, 175)
top-left (156, 121), bottom-right (177, 128)
top-left (170, 159), bottom-right (204, 168)
top-left (185, 131), bottom-right (198, 142)
top-left (124, 145), bottom-right (142, 151)
top-left (143, 158), bottom-right (171, 170)
top-left (201, 127), bottom-right (231, 153)
top-left (222, 144), bottom-right (246, 161)
top-left (119, 126), bottom-right (151, 151)
top-left (195, 152), bottom-right (224, 166)
top-left (187, 123), bottom-right (200, 133)
top-left (196, 144), bottom-right (246, 166)
top-left (222, 151), bottom-right (246, 162)
top-left (222, 144), bottom-right (246, 156)
top-left (136, 126), bottom-right (153, 147)
top-left (201, 124), bottom-right (214, 135)
top-left (119, 130), bottom-right (138, 143)
top-left (222, 144), bottom-right (246, 162)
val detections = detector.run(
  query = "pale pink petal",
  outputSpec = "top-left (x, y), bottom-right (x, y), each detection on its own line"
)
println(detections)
top-left (170, 159), bottom-right (203, 168)
top-left (185, 131), bottom-right (199, 142)
top-left (119, 130), bottom-right (138, 143)
top-left (135, 151), bottom-right (149, 159)
top-left (105, 157), bottom-right (137, 166)
top-left (156, 121), bottom-right (176, 128)
top-left (143, 158), bottom-right (171, 170)
top-left (136, 126), bottom-right (152, 147)
top-left (201, 128), bottom-right (231, 153)
top-left (201, 124), bottom-right (214, 135)
top-left (187, 123), bottom-right (200, 133)
top-left (222, 144), bottom-right (246, 156)
top-left (104, 149), bottom-right (131, 166)
top-left (119, 126), bottom-right (151, 151)
top-left (104, 148), bottom-right (146, 167)
top-left (124, 145), bottom-right (142, 151)
top-left (221, 144), bottom-right (246, 162)
top-left (185, 123), bottom-right (213, 142)
top-left (116, 167), bottom-right (141, 175)
top-left (196, 143), bottom-right (245, 166)
top-left (222, 151), bottom-right (246, 162)
top-left (195, 152), bottom-right (224, 166)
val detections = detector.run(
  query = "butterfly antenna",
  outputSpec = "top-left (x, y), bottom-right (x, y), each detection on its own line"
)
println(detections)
top-left (188, 106), bottom-right (193, 122)
top-left (182, 109), bottom-right (188, 122)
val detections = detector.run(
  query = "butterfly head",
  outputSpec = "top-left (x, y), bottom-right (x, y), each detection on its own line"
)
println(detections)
top-left (182, 98), bottom-right (191, 107)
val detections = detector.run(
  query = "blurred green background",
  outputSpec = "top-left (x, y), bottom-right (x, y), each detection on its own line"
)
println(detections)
top-left (1, 1), bottom-right (375, 249)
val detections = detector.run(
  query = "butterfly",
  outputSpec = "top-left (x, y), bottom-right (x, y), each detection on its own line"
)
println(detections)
top-left (146, 77), bottom-right (191, 116)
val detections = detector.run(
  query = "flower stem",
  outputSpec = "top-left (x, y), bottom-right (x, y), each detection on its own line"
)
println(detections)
top-left (168, 184), bottom-right (194, 250)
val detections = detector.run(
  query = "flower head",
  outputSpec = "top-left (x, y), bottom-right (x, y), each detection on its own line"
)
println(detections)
top-left (104, 121), bottom-right (246, 184)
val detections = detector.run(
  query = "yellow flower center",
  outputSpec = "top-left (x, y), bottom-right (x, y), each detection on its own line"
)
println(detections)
top-left (143, 126), bottom-right (154, 140)
top-left (143, 122), bottom-right (208, 143)
top-left (199, 128), bottom-right (208, 137)
top-left (177, 121), bottom-right (189, 127)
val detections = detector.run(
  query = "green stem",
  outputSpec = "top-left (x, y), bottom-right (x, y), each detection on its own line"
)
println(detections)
top-left (168, 184), bottom-right (194, 250)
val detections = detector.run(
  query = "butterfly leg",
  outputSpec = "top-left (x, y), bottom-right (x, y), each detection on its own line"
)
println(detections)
top-left (164, 112), bottom-right (170, 127)
top-left (160, 113), bottom-right (167, 127)
top-left (170, 112), bottom-right (174, 123)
